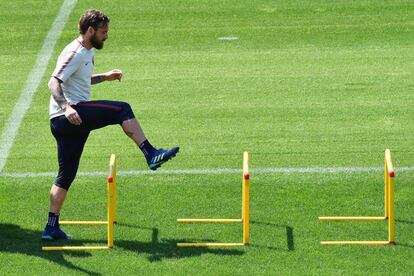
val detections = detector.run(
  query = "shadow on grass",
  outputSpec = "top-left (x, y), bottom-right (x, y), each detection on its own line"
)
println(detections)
top-left (396, 243), bottom-right (414, 249)
top-left (394, 219), bottom-right (414, 249)
top-left (250, 221), bottom-right (295, 251)
top-left (116, 223), bottom-right (244, 262)
top-left (0, 223), bottom-right (99, 275)
top-left (396, 219), bottom-right (414, 225)
top-left (1, 223), bottom-right (244, 273)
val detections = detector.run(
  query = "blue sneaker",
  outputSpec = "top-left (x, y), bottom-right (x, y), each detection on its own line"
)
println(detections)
top-left (41, 225), bottom-right (71, 241)
top-left (147, 147), bottom-right (180, 170)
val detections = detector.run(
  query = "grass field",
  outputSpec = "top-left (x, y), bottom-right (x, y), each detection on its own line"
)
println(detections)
top-left (1, 0), bottom-right (414, 274)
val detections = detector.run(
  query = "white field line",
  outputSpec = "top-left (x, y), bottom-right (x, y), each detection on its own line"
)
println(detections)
top-left (217, 36), bottom-right (239, 41)
top-left (0, 0), bottom-right (77, 172)
top-left (1, 166), bottom-right (414, 178)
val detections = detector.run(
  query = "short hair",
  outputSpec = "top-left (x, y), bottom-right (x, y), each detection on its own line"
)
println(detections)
top-left (78, 9), bottom-right (110, 34)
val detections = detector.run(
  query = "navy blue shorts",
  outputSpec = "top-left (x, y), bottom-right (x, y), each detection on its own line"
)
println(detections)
top-left (50, 100), bottom-right (135, 190)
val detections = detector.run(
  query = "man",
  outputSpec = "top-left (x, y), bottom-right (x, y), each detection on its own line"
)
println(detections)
top-left (42, 9), bottom-right (179, 240)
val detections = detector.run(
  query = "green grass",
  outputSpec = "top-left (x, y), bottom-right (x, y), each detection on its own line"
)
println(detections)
top-left (1, 0), bottom-right (414, 274)
top-left (2, 173), bottom-right (414, 274)
top-left (0, 0), bottom-right (61, 133)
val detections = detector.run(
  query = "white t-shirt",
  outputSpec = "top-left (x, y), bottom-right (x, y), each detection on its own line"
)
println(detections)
top-left (49, 39), bottom-right (94, 119)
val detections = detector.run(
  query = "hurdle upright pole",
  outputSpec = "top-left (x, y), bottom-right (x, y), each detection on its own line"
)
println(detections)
top-left (385, 149), bottom-right (395, 244)
top-left (384, 153), bottom-right (390, 219)
top-left (388, 174), bottom-right (395, 243)
top-left (107, 154), bottom-right (116, 248)
top-left (242, 151), bottom-right (250, 245)
top-left (112, 157), bottom-right (117, 224)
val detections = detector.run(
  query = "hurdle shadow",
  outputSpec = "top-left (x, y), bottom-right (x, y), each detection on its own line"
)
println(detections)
top-left (395, 243), bottom-right (414, 249)
top-left (0, 223), bottom-right (101, 275)
top-left (393, 219), bottom-right (414, 249)
top-left (250, 221), bottom-right (295, 252)
top-left (116, 223), bottom-right (244, 262)
top-left (0, 222), bottom-right (244, 274)
top-left (396, 219), bottom-right (414, 225)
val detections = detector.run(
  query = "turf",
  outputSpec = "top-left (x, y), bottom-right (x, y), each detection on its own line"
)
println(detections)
top-left (1, 0), bottom-right (414, 274)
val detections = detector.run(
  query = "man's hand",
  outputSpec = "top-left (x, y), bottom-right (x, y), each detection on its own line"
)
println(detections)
top-left (104, 69), bottom-right (123, 81)
top-left (64, 105), bottom-right (82, 125)
top-left (91, 70), bottom-right (123, 84)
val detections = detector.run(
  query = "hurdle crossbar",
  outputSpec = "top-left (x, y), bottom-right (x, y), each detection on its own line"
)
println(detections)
top-left (42, 154), bottom-right (117, 251)
top-left (319, 149), bottom-right (395, 245)
top-left (176, 151), bottom-right (250, 247)
top-left (177, 219), bottom-right (242, 223)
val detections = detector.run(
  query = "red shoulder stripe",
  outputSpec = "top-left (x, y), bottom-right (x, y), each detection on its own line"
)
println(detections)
top-left (55, 43), bottom-right (82, 77)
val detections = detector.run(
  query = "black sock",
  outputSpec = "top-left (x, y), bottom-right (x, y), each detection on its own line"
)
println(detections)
top-left (47, 212), bottom-right (59, 227)
top-left (139, 140), bottom-right (156, 157)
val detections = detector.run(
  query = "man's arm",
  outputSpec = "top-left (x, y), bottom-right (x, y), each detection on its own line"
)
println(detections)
top-left (91, 74), bottom-right (106, 85)
top-left (91, 69), bottom-right (123, 85)
top-left (48, 77), bottom-right (82, 125)
top-left (48, 77), bottom-right (69, 109)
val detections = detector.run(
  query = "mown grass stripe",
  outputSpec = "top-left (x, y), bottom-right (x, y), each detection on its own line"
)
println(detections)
top-left (0, 0), bottom-right (77, 172)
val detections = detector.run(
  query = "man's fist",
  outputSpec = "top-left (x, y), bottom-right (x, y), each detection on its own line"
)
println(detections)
top-left (104, 69), bottom-right (123, 81)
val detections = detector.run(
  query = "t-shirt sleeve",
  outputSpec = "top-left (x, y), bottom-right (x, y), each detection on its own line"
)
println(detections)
top-left (52, 50), bottom-right (83, 83)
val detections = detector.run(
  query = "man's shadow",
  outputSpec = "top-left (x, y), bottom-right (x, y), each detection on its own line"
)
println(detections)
top-left (115, 223), bottom-right (244, 262)
top-left (0, 223), bottom-right (98, 275)
top-left (0, 223), bottom-right (244, 274)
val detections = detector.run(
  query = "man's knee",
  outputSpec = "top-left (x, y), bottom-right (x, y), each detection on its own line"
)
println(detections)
top-left (119, 102), bottom-right (135, 122)
top-left (54, 181), bottom-right (70, 191)
top-left (55, 172), bottom-right (76, 191)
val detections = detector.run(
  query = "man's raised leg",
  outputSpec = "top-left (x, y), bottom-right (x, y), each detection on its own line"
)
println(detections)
top-left (121, 118), bottom-right (180, 170)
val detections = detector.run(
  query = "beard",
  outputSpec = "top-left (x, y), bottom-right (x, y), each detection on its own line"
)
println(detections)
top-left (90, 34), bottom-right (105, 49)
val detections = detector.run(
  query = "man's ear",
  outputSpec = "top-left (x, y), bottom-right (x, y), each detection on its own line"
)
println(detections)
top-left (87, 26), bottom-right (95, 36)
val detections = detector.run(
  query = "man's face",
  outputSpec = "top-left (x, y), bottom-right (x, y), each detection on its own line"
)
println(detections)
top-left (90, 25), bottom-right (108, 50)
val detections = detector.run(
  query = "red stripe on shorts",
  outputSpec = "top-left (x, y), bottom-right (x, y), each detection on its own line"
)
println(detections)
top-left (77, 103), bottom-right (123, 111)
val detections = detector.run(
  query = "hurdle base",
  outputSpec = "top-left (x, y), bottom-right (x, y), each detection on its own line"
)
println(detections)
top-left (60, 221), bottom-right (108, 225)
top-left (319, 216), bottom-right (387, 221)
top-left (177, 218), bottom-right (242, 223)
top-left (321, 241), bottom-right (394, 246)
top-left (42, 246), bottom-right (113, 251)
top-left (177, 242), bottom-right (246, 247)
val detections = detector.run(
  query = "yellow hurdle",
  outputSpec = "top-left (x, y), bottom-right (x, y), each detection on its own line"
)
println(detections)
top-left (176, 219), bottom-right (242, 223)
top-left (42, 154), bottom-right (117, 251)
top-left (319, 149), bottom-right (395, 245)
top-left (177, 243), bottom-right (245, 247)
top-left (177, 151), bottom-right (250, 247)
